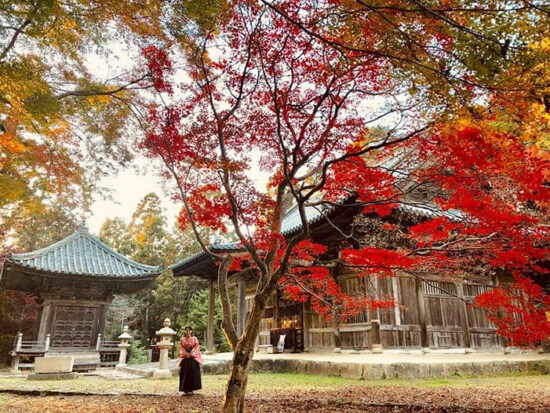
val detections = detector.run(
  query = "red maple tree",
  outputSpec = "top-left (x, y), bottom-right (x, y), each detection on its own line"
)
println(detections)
top-left (141, 1), bottom-right (549, 412)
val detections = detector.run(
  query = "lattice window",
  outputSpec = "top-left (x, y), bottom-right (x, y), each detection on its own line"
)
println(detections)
top-left (422, 281), bottom-right (457, 296)
top-left (463, 283), bottom-right (492, 298)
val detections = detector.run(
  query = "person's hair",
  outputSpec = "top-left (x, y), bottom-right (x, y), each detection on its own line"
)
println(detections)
top-left (185, 326), bottom-right (193, 331)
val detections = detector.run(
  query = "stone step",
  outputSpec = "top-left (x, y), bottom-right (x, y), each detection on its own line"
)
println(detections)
top-left (45, 351), bottom-right (100, 371)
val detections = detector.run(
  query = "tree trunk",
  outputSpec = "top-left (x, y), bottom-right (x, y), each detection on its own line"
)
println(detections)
top-left (221, 340), bottom-right (255, 413)
top-left (221, 293), bottom-right (267, 413)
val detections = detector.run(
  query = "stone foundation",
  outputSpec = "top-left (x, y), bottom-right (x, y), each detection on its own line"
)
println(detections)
top-left (246, 358), bottom-right (550, 380)
top-left (117, 354), bottom-right (550, 381)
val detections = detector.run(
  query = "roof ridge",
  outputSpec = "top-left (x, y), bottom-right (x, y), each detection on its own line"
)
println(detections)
top-left (11, 231), bottom-right (81, 260)
top-left (10, 228), bottom-right (160, 275)
top-left (84, 232), bottom-right (160, 272)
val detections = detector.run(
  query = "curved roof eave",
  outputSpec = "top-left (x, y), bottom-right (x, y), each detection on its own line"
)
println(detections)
top-left (3, 225), bottom-right (161, 279)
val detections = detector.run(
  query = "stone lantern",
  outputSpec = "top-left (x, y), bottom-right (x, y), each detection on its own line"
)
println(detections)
top-left (153, 318), bottom-right (176, 378)
top-left (116, 326), bottom-right (132, 369)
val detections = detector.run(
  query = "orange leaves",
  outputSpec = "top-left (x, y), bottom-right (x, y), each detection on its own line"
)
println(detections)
top-left (0, 131), bottom-right (25, 162)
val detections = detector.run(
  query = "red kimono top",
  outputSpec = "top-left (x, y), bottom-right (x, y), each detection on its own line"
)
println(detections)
top-left (179, 336), bottom-right (203, 365)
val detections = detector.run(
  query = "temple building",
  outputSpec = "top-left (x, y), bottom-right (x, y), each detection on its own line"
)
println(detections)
top-left (0, 223), bottom-right (160, 370)
top-left (171, 199), bottom-right (502, 354)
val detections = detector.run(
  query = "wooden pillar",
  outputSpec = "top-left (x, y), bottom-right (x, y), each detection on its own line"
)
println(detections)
top-left (95, 303), bottom-right (109, 348)
top-left (274, 289), bottom-right (280, 328)
top-left (206, 278), bottom-right (216, 354)
top-left (391, 277), bottom-right (402, 325)
top-left (415, 277), bottom-right (430, 351)
top-left (302, 301), bottom-right (309, 351)
top-left (456, 283), bottom-right (472, 351)
top-left (37, 301), bottom-right (54, 342)
top-left (370, 319), bottom-right (383, 353)
top-left (237, 276), bottom-right (247, 337)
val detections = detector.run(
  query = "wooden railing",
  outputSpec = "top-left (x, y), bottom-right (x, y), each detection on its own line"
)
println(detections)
top-left (99, 340), bottom-right (120, 350)
top-left (12, 333), bottom-right (50, 353)
top-left (11, 332), bottom-right (121, 371)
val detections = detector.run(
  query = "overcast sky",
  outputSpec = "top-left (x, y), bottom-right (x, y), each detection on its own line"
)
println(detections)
top-left (82, 44), bottom-right (183, 234)
top-left (87, 157), bottom-right (180, 235)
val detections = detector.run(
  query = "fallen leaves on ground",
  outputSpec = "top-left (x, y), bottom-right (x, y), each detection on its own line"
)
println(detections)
top-left (1, 381), bottom-right (549, 413)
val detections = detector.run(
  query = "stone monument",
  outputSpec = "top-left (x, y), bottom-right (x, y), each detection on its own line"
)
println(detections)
top-left (116, 326), bottom-right (132, 369)
top-left (153, 318), bottom-right (176, 379)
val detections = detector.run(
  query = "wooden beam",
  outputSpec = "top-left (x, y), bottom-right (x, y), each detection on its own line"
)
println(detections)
top-left (415, 277), bottom-right (429, 350)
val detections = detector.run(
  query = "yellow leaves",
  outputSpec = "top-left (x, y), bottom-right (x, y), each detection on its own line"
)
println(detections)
top-left (60, 17), bottom-right (78, 34)
top-left (137, 231), bottom-right (147, 245)
top-left (86, 93), bottom-right (113, 107)
top-left (531, 102), bottom-right (550, 122)
top-left (520, 103), bottom-right (550, 151)
top-left (529, 37), bottom-right (550, 52)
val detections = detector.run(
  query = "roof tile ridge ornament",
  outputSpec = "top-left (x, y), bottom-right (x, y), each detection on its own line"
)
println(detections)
top-left (77, 220), bottom-right (89, 234)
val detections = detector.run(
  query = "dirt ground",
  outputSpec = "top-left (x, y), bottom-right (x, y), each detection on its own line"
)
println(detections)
top-left (0, 373), bottom-right (549, 412)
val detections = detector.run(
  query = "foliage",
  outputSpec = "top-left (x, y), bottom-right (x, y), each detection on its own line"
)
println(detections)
top-left (182, 287), bottom-right (233, 353)
top-left (127, 339), bottom-right (149, 365)
top-left (0, 290), bottom-right (38, 366)
top-left (0, 202), bottom-right (79, 251)
top-left (102, 295), bottom-right (143, 341)
top-left (142, 1), bottom-right (550, 411)
top-left (1, 374), bottom-right (550, 412)
top-left (0, 0), bottom-right (168, 224)
top-left (99, 193), bottom-right (226, 347)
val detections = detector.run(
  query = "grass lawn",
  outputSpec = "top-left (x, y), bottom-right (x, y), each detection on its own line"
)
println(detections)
top-left (0, 372), bottom-right (549, 412)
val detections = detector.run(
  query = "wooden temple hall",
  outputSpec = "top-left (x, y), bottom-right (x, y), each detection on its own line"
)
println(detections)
top-left (0, 224), bottom-right (160, 370)
top-left (171, 200), bottom-right (503, 354)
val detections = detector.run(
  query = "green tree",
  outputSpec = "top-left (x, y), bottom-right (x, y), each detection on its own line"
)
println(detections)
top-left (98, 194), bottom-right (230, 350)
top-left (182, 287), bottom-right (232, 353)
top-left (0, 0), bottom-right (167, 224)
top-left (0, 203), bottom-right (77, 366)
top-left (98, 217), bottom-right (128, 254)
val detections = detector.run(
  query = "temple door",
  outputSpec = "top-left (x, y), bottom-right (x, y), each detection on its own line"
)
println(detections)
top-left (51, 305), bottom-right (98, 348)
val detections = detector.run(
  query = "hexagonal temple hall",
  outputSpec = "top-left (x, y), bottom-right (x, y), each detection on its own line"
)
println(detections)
top-left (0, 223), bottom-right (160, 370)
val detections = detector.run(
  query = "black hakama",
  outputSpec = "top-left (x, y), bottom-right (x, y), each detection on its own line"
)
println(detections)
top-left (179, 357), bottom-right (202, 393)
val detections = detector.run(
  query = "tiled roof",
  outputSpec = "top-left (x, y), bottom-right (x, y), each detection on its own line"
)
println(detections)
top-left (3, 224), bottom-right (160, 278)
top-left (170, 201), bottom-right (335, 272)
top-left (170, 200), bottom-right (462, 273)
top-left (398, 203), bottom-right (462, 221)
